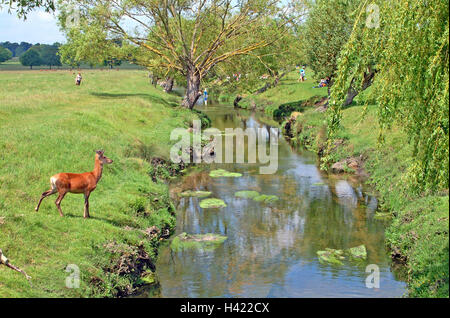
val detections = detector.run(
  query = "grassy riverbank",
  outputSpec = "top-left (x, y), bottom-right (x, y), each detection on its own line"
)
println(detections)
top-left (236, 71), bottom-right (328, 116)
top-left (237, 72), bottom-right (449, 298)
top-left (0, 70), bottom-right (199, 297)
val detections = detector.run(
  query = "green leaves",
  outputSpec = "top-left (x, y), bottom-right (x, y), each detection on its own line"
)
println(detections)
top-left (19, 49), bottom-right (42, 68)
top-left (0, 47), bottom-right (12, 63)
top-left (0, 0), bottom-right (55, 19)
top-left (56, 0), bottom-right (302, 102)
top-left (303, 0), bottom-right (359, 81)
top-left (328, 0), bottom-right (449, 194)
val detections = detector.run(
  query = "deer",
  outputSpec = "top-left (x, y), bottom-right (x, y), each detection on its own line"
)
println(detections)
top-left (35, 150), bottom-right (113, 218)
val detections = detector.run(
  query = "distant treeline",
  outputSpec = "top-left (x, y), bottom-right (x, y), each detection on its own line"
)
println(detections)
top-left (0, 41), bottom-right (34, 57)
top-left (0, 41), bottom-right (129, 69)
top-left (0, 42), bottom-right (63, 69)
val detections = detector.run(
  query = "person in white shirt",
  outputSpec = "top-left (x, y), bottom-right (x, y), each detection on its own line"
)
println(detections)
top-left (75, 73), bottom-right (82, 86)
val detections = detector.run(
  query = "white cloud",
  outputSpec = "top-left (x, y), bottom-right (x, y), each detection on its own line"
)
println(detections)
top-left (36, 10), bottom-right (56, 22)
top-left (0, 8), bottom-right (65, 44)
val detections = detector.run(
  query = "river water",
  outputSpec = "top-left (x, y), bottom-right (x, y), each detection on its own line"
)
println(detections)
top-left (153, 104), bottom-right (406, 298)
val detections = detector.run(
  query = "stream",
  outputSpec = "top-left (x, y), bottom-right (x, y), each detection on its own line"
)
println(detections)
top-left (151, 104), bottom-right (406, 298)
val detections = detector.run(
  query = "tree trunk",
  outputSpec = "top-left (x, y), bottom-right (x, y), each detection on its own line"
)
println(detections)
top-left (343, 85), bottom-right (359, 106)
top-left (152, 76), bottom-right (159, 88)
top-left (164, 77), bottom-right (174, 93)
top-left (272, 71), bottom-right (287, 88)
top-left (233, 95), bottom-right (242, 108)
top-left (327, 78), bottom-right (334, 100)
top-left (182, 70), bottom-right (201, 109)
top-left (256, 82), bottom-right (272, 94)
top-left (255, 71), bottom-right (287, 95)
top-left (343, 69), bottom-right (376, 107)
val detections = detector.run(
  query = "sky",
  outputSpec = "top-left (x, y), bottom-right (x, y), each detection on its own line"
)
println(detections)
top-left (0, 7), bottom-right (65, 44)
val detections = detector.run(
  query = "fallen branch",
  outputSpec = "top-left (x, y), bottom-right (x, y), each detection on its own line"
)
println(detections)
top-left (0, 249), bottom-right (32, 283)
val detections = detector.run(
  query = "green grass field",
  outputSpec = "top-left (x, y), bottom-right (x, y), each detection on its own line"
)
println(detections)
top-left (0, 70), bottom-right (198, 297)
top-left (0, 57), bottom-right (144, 71)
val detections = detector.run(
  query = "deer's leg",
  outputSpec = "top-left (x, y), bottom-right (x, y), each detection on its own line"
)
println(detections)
top-left (35, 188), bottom-right (57, 212)
top-left (55, 191), bottom-right (67, 217)
top-left (83, 191), bottom-right (91, 219)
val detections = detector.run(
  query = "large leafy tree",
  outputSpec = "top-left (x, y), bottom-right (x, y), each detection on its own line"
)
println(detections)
top-left (196, 1), bottom-right (307, 96)
top-left (32, 43), bottom-right (62, 68)
top-left (0, 42), bottom-right (19, 57)
top-left (0, 47), bottom-right (13, 63)
top-left (19, 48), bottom-right (42, 68)
top-left (329, 0), bottom-right (449, 194)
top-left (58, 0), bottom-right (300, 109)
top-left (210, 19), bottom-right (304, 96)
top-left (302, 0), bottom-right (370, 104)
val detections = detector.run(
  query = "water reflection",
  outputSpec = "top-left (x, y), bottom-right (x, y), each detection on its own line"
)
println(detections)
top-left (154, 105), bottom-right (406, 298)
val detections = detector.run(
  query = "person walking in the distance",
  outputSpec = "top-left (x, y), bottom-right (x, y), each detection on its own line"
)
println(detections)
top-left (298, 66), bottom-right (306, 82)
top-left (75, 72), bottom-right (82, 86)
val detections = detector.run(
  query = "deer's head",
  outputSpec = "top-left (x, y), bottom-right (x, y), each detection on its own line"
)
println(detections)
top-left (95, 150), bottom-right (113, 165)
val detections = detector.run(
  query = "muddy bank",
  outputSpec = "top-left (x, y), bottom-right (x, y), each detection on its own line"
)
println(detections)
top-left (88, 157), bottom-right (184, 297)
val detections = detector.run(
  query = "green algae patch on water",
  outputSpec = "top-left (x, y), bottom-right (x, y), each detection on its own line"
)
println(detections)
top-left (253, 194), bottom-right (279, 203)
top-left (178, 190), bottom-right (212, 198)
top-left (234, 191), bottom-right (279, 203)
top-left (345, 245), bottom-right (367, 261)
top-left (199, 198), bottom-right (227, 209)
top-left (234, 190), bottom-right (260, 199)
top-left (170, 232), bottom-right (227, 252)
top-left (317, 248), bottom-right (345, 266)
top-left (317, 245), bottom-right (367, 265)
top-left (374, 212), bottom-right (392, 221)
top-left (209, 169), bottom-right (242, 178)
